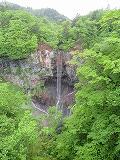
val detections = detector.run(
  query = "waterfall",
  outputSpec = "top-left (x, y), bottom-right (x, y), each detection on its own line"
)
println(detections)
top-left (56, 51), bottom-right (63, 110)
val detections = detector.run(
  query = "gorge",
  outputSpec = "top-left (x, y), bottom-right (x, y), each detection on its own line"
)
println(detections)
top-left (0, 43), bottom-right (76, 116)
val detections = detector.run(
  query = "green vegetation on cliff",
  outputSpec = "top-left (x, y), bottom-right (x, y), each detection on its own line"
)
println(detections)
top-left (0, 10), bottom-right (37, 59)
top-left (0, 8), bottom-right (61, 59)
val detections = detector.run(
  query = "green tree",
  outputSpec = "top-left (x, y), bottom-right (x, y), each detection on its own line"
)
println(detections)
top-left (27, 107), bottom-right (62, 160)
top-left (0, 10), bottom-right (38, 59)
top-left (37, 17), bottom-right (60, 48)
top-left (99, 10), bottom-right (120, 37)
top-left (73, 17), bottom-right (97, 49)
top-left (0, 82), bottom-right (38, 160)
top-left (56, 20), bottom-right (75, 51)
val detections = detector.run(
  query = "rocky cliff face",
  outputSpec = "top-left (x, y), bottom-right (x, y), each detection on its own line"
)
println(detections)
top-left (0, 44), bottom-right (53, 89)
top-left (0, 45), bottom-right (76, 111)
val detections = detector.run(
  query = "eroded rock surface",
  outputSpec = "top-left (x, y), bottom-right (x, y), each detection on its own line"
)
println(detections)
top-left (0, 44), bottom-right (76, 115)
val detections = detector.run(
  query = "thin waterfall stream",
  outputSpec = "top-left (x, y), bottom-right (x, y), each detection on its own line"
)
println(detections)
top-left (56, 51), bottom-right (63, 110)
top-left (32, 50), bottom-right (74, 116)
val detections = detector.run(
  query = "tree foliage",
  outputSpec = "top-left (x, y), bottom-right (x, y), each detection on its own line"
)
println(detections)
top-left (0, 81), bottom-right (38, 160)
top-left (32, 8), bottom-right (68, 22)
top-left (0, 9), bottom-right (61, 59)
top-left (0, 10), bottom-right (38, 59)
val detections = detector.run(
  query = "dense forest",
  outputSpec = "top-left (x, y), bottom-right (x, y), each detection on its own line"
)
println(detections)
top-left (0, 2), bottom-right (120, 160)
